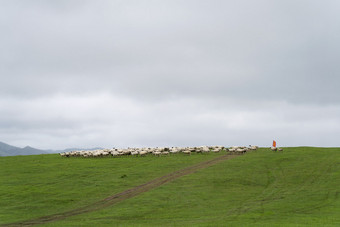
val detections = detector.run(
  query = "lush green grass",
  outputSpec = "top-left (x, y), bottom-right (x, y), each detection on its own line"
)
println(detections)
top-left (1, 147), bottom-right (339, 226)
top-left (0, 152), bottom-right (225, 225)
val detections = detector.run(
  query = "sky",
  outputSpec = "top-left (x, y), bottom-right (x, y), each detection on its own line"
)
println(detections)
top-left (1, 0), bottom-right (340, 149)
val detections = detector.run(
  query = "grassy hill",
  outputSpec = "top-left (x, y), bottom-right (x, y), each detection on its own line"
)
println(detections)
top-left (0, 147), bottom-right (339, 226)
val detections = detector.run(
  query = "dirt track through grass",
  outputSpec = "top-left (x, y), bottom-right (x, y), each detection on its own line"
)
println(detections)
top-left (2, 154), bottom-right (239, 227)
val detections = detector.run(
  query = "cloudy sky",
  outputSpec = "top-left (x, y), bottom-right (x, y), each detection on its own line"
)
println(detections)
top-left (1, 0), bottom-right (339, 149)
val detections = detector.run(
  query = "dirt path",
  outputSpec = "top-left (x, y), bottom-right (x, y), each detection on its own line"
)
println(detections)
top-left (2, 154), bottom-right (239, 227)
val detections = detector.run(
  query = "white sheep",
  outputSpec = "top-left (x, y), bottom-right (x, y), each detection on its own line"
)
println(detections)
top-left (182, 150), bottom-right (191, 155)
top-left (169, 148), bottom-right (179, 154)
top-left (202, 146), bottom-right (210, 153)
top-left (212, 148), bottom-right (220, 153)
top-left (249, 145), bottom-right (258, 151)
top-left (139, 150), bottom-right (148, 156)
top-left (236, 148), bottom-right (246, 153)
top-left (153, 151), bottom-right (162, 156)
top-left (131, 151), bottom-right (139, 156)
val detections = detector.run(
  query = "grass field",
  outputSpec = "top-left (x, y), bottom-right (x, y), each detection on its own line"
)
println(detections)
top-left (0, 147), bottom-right (339, 226)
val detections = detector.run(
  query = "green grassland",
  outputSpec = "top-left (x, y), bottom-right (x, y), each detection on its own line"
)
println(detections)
top-left (1, 147), bottom-right (339, 226)
top-left (0, 152), bottom-right (226, 225)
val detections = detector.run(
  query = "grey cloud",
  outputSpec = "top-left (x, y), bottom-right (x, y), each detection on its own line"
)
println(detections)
top-left (1, 0), bottom-right (339, 148)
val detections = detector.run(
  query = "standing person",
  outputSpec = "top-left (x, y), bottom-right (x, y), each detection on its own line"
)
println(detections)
top-left (271, 140), bottom-right (277, 151)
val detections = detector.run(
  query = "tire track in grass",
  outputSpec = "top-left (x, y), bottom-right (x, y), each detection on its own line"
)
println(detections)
top-left (2, 154), bottom-right (239, 227)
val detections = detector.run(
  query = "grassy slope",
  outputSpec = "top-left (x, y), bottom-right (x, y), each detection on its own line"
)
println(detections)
top-left (0, 152), bottom-right (225, 225)
top-left (45, 147), bottom-right (339, 227)
top-left (1, 148), bottom-right (339, 226)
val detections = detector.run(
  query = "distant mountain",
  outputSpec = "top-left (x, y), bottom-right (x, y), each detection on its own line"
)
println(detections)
top-left (0, 142), bottom-right (50, 156)
top-left (0, 141), bottom-right (105, 156)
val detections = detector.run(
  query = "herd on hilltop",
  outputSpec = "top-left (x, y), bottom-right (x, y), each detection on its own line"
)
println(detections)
top-left (58, 145), bottom-right (271, 158)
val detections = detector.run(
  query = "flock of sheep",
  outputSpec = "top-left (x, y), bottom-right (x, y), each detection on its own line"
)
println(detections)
top-left (59, 145), bottom-right (260, 158)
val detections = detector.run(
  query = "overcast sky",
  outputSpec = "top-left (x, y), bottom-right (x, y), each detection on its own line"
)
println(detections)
top-left (1, 0), bottom-right (339, 149)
